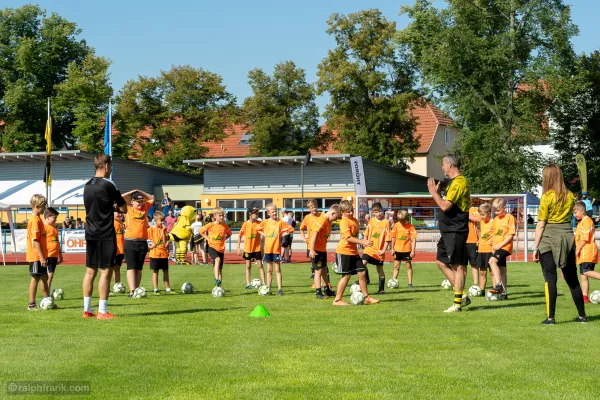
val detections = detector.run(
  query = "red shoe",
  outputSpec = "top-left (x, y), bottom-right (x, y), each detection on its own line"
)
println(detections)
top-left (364, 296), bottom-right (380, 304)
top-left (584, 296), bottom-right (591, 304)
top-left (82, 311), bottom-right (95, 318)
top-left (96, 311), bottom-right (115, 320)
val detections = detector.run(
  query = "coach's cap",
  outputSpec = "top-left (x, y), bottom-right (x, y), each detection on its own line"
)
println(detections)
top-left (132, 191), bottom-right (145, 201)
top-left (248, 207), bottom-right (261, 214)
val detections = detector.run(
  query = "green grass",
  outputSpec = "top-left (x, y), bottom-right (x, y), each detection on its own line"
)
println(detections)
top-left (1, 262), bottom-right (599, 399)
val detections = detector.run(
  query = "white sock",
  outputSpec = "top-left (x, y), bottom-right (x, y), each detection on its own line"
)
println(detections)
top-left (84, 297), bottom-right (92, 313)
top-left (99, 300), bottom-right (108, 314)
top-left (165, 288), bottom-right (171, 292)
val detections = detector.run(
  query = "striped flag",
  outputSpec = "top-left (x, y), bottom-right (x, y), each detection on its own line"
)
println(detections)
top-left (43, 98), bottom-right (52, 186)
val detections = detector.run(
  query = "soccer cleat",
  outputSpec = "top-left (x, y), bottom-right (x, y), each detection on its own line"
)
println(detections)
top-left (82, 311), bottom-right (95, 318)
top-left (128, 293), bottom-right (134, 298)
top-left (215, 279), bottom-right (222, 287)
top-left (377, 290), bottom-right (386, 295)
top-left (153, 289), bottom-right (160, 296)
top-left (324, 287), bottom-right (336, 298)
top-left (52, 304), bottom-right (60, 310)
top-left (245, 284), bottom-right (252, 289)
top-left (165, 289), bottom-right (177, 295)
top-left (364, 296), bottom-right (380, 304)
top-left (444, 305), bottom-right (462, 313)
top-left (490, 284), bottom-right (504, 294)
top-left (277, 290), bottom-right (284, 296)
top-left (310, 283), bottom-right (316, 289)
top-left (96, 311), bottom-right (115, 320)
top-left (575, 316), bottom-right (588, 323)
top-left (28, 303), bottom-right (36, 311)
top-left (332, 299), bottom-right (350, 306)
top-left (541, 318), bottom-right (556, 325)
top-left (461, 295), bottom-right (471, 307)
top-left (316, 292), bottom-right (325, 299)
top-left (499, 294), bottom-right (509, 300)
top-left (583, 296), bottom-right (590, 304)
top-left (408, 284), bottom-right (414, 289)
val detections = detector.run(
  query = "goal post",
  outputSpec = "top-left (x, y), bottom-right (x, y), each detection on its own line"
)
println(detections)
top-left (355, 193), bottom-right (531, 262)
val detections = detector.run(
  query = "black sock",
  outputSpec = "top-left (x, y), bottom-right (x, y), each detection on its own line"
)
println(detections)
top-left (546, 281), bottom-right (557, 319)
top-left (316, 288), bottom-right (322, 295)
top-left (379, 278), bottom-right (385, 292)
top-left (365, 268), bottom-right (370, 282)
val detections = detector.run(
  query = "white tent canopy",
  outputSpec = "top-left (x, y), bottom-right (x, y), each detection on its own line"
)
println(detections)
top-left (0, 202), bottom-right (17, 265)
top-left (0, 180), bottom-right (88, 207)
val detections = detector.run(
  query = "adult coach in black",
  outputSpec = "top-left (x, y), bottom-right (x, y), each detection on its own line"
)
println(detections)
top-left (427, 154), bottom-right (471, 313)
top-left (83, 154), bottom-right (127, 320)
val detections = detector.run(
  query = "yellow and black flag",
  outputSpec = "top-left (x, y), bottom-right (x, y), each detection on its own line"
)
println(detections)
top-left (43, 98), bottom-right (52, 186)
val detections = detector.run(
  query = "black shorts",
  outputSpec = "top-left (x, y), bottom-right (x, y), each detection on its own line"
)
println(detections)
top-left (362, 253), bottom-right (384, 267)
top-left (281, 235), bottom-right (292, 248)
top-left (124, 240), bottom-right (148, 271)
top-left (113, 254), bottom-right (124, 267)
top-left (150, 258), bottom-right (169, 270)
top-left (311, 251), bottom-right (328, 270)
top-left (436, 232), bottom-right (468, 266)
top-left (243, 251), bottom-right (262, 261)
top-left (491, 249), bottom-right (510, 267)
top-left (193, 234), bottom-right (204, 245)
top-left (336, 253), bottom-right (365, 275)
top-left (477, 252), bottom-right (492, 269)
top-left (87, 239), bottom-right (117, 269)
top-left (29, 261), bottom-right (48, 276)
top-left (466, 243), bottom-right (478, 266)
top-left (580, 262), bottom-right (596, 274)
top-left (208, 246), bottom-right (224, 268)
top-left (46, 257), bottom-right (58, 273)
top-left (394, 252), bottom-right (412, 261)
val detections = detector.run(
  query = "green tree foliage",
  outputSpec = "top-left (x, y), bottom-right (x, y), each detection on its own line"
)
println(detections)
top-left (317, 10), bottom-right (419, 168)
top-left (0, 5), bottom-right (109, 152)
top-left (243, 61), bottom-right (325, 156)
top-left (115, 65), bottom-right (237, 172)
top-left (399, 0), bottom-right (578, 192)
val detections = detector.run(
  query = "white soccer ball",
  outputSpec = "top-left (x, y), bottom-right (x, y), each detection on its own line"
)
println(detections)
top-left (441, 279), bottom-right (452, 290)
top-left (350, 283), bottom-right (361, 294)
top-left (331, 262), bottom-right (339, 274)
top-left (387, 278), bottom-right (400, 289)
top-left (181, 282), bottom-right (194, 294)
top-left (212, 286), bottom-right (225, 297)
top-left (468, 285), bottom-right (482, 297)
top-left (51, 288), bottom-right (64, 300)
top-left (39, 296), bottom-right (55, 310)
top-left (251, 279), bottom-right (261, 289)
top-left (590, 290), bottom-right (600, 304)
top-left (350, 291), bottom-right (365, 305)
top-left (133, 287), bottom-right (147, 298)
top-left (113, 282), bottom-right (126, 294)
top-left (258, 285), bottom-right (270, 296)
top-left (486, 290), bottom-right (499, 301)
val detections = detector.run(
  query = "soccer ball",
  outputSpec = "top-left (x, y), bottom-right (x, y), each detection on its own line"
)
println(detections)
top-left (251, 279), bottom-right (261, 289)
top-left (590, 290), bottom-right (600, 304)
top-left (350, 283), bottom-right (361, 294)
top-left (212, 286), bottom-right (225, 297)
top-left (181, 282), bottom-right (194, 294)
top-left (468, 285), bottom-right (483, 297)
top-left (350, 291), bottom-right (365, 305)
top-left (258, 285), bottom-right (270, 296)
top-left (113, 282), bottom-right (126, 294)
top-left (441, 279), bottom-right (452, 290)
top-left (51, 288), bottom-right (64, 300)
top-left (486, 290), bottom-right (499, 301)
top-left (331, 262), bottom-right (339, 274)
top-left (387, 278), bottom-right (400, 289)
top-left (133, 287), bottom-right (147, 298)
top-left (39, 297), bottom-right (55, 310)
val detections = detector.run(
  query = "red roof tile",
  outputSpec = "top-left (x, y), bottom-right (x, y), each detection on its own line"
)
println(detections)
top-left (409, 101), bottom-right (453, 154)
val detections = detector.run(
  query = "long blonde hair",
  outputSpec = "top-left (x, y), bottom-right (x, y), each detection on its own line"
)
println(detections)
top-left (542, 164), bottom-right (569, 205)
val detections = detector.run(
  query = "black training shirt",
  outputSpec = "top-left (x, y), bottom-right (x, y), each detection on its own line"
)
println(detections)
top-left (83, 177), bottom-right (126, 240)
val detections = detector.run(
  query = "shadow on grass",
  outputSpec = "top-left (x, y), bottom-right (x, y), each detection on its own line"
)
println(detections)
top-left (128, 306), bottom-right (246, 317)
top-left (467, 301), bottom-right (546, 311)
top-left (381, 298), bottom-right (415, 303)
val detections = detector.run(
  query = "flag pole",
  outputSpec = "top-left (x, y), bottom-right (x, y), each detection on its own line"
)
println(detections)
top-left (46, 97), bottom-right (51, 205)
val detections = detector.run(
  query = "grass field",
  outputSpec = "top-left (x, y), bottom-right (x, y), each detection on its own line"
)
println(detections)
top-left (1, 261), bottom-right (599, 399)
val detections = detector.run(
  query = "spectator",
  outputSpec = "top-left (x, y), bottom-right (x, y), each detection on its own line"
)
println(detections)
top-left (172, 203), bottom-right (181, 217)
top-left (69, 216), bottom-right (76, 229)
top-left (62, 218), bottom-right (70, 229)
top-left (527, 214), bottom-right (535, 225)
top-left (161, 193), bottom-right (172, 215)
top-left (582, 194), bottom-right (593, 218)
top-left (76, 218), bottom-right (85, 229)
top-left (147, 196), bottom-right (157, 222)
top-left (164, 209), bottom-right (178, 261)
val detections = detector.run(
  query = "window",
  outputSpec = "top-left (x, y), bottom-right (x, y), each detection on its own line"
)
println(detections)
top-left (216, 198), bottom-right (273, 222)
top-left (323, 198), bottom-right (340, 208)
top-left (238, 133), bottom-right (254, 145)
top-left (444, 128), bottom-right (451, 146)
top-left (217, 200), bottom-right (235, 208)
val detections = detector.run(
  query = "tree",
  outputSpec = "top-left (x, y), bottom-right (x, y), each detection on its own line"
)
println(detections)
top-left (0, 5), bottom-right (109, 152)
top-left (242, 61), bottom-right (324, 156)
top-left (399, 0), bottom-right (578, 192)
top-left (317, 9), bottom-right (419, 168)
top-left (115, 65), bottom-right (238, 172)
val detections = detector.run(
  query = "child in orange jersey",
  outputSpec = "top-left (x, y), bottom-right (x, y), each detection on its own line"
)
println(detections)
top-left (332, 200), bottom-right (379, 305)
top-left (467, 205), bottom-right (481, 286)
top-left (27, 194), bottom-right (49, 310)
top-left (362, 202), bottom-right (391, 294)
top-left (112, 211), bottom-right (125, 286)
top-left (476, 203), bottom-right (494, 292)
top-left (44, 207), bottom-right (63, 291)
top-left (489, 198), bottom-right (516, 299)
top-left (238, 207), bottom-right (265, 288)
top-left (148, 211), bottom-right (173, 295)
top-left (300, 199), bottom-right (321, 279)
top-left (257, 203), bottom-right (294, 295)
top-left (199, 207), bottom-right (232, 288)
top-left (390, 210), bottom-right (417, 288)
top-left (574, 201), bottom-right (600, 303)
top-left (309, 204), bottom-right (340, 299)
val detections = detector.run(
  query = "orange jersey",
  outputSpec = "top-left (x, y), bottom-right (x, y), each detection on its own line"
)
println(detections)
top-left (478, 218), bottom-right (494, 253)
top-left (114, 219), bottom-right (125, 255)
top-left (311, 214), bottom-right (332, 253)
top-left (492, 213), bottom-right (516, 253)
top-left (391, 222), bottom-right (417, 253)
top-left (257, 219), bottom-right (294, 254)
top-left (26, 215), bottom-right (47, 262)
top-left (44, 224), bottom-right (61, 258)
top-left (200, 222), bottom-right (232, 253)
top-left (240, 220), bottom-right (262, 253)
top-left (363, 217), bottom-right (390, 261)
top-left (125, 202), bottom-right (151, 240)
top-left (576, 216), bottom-right (598, 264)
top-left (300, 213), bottom-right (321, 247)
top-left (467, 207), bottom-right (480, 244)
top-left (337, 216), bottom-right (360, 256)
top-left (148, 226), bottom-right (169, 259)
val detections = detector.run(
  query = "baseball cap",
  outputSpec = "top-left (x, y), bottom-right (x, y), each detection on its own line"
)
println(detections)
top-left (248, 207), bottom-right (261, 215)
top-left (132, 191), bottom-right (145, 201)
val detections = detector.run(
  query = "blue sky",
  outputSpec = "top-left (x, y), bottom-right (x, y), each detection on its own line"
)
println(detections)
top-left (5, 0), bottom-right (600, 110)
